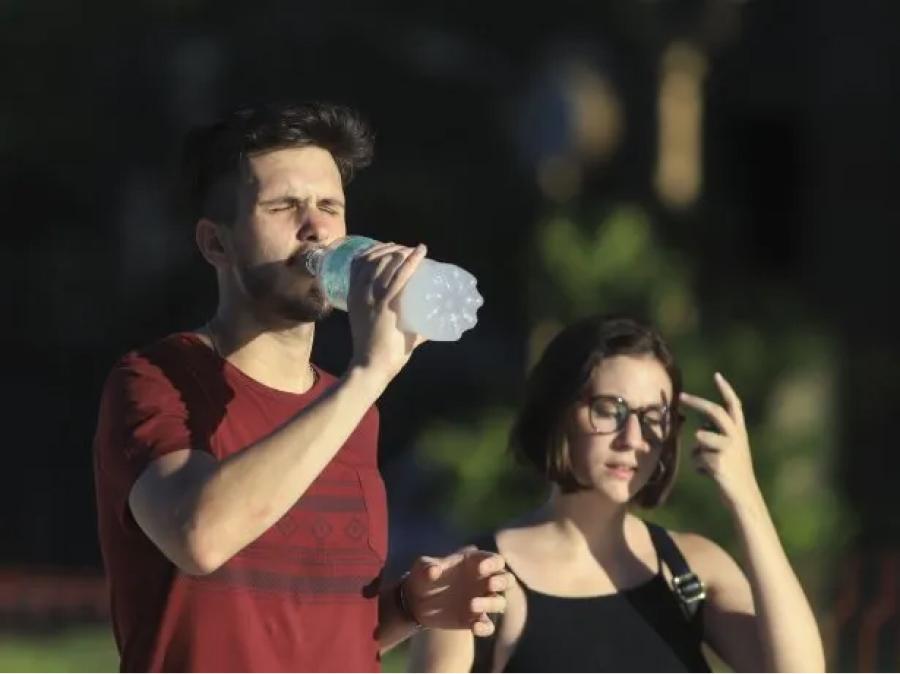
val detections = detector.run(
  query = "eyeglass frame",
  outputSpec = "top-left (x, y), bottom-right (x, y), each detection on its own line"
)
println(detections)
top-left (580, 393), bottom-right (680, 441)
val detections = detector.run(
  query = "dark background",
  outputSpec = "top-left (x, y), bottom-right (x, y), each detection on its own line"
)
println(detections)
top-left (2, 0), bottom-right (899, 669)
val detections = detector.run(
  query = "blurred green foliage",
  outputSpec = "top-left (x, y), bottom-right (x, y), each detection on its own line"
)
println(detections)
top-left (0, 627), bottom-right (117, 672)
top-left (419, 203), bottom-right (853, 603)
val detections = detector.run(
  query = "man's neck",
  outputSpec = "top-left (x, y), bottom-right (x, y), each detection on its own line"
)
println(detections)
top-left (205, 310), bottom-right (318, 395)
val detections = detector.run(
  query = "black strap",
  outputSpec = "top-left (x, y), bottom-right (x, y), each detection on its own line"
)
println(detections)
top-left (645, 522), bottom-right (707, 623)
top-left (471, 526), bottom-right (705, 671)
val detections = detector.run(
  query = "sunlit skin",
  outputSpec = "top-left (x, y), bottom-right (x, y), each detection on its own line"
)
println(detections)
top-left (566, 354), bottom-right (672, 505)
top-left (191, 146), bottom-right (351, 393)
top-left (217, 145), bottom-right (348, 326)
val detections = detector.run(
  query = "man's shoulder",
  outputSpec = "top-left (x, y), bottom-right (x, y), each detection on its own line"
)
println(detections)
top-left (112, 331), bottom-right (207, 373)
top-left (93, 333), bottom-right (208, 474)
top-left (100, 331), bottom-right (214, 401)
top-left (120, 330), bottom-right (204, 362)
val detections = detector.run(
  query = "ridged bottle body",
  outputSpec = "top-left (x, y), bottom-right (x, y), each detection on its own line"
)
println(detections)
top-left (305, 236), bottom-right (483, 341)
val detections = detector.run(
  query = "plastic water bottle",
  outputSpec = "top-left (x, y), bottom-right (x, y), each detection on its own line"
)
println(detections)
top-left (303, 236), bottom-right (483, 341)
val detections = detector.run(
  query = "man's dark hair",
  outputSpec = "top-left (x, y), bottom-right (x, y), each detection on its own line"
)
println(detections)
top-left (509, 314), bottom-right (683, 508)
top-left (180, 102), bottom-right (374, 226)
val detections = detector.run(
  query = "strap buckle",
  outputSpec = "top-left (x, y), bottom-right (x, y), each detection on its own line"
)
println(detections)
top-left (672, 572), bottom-right (706, 606)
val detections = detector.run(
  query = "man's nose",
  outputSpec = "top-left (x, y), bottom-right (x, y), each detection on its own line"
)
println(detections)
top-left (296, 209), bottom-right (331, 243)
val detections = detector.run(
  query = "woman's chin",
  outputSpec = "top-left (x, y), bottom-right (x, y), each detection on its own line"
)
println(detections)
top-left (585, 479), bottom-right (636, 505)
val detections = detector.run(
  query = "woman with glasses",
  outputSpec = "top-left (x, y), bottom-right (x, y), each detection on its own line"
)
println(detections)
top-left (410, 315), bottom-right (824, 672)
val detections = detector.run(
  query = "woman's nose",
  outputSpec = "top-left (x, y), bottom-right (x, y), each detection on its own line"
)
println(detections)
top-left (622, 413), bottom-right (648, 449)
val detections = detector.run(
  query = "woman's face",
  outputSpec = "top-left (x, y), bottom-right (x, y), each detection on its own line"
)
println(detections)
top-left (566, 354), bottom-right (674, 503)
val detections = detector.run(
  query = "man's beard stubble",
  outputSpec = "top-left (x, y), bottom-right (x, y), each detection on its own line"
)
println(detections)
top-left (237, 259), bottom-right (333, 324)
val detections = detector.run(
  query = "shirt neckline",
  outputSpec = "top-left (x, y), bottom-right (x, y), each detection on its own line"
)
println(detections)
top-left (176, 331), bottom-right (329, 401)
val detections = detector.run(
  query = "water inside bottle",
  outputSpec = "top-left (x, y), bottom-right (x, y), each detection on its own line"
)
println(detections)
top-left (317, 237), bottom-right (377, 311)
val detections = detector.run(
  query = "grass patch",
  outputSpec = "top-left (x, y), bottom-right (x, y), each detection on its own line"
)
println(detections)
top-left (0, 626), bottom-right (118, 672)
top-left (0, 625), bottom-right (411, 672)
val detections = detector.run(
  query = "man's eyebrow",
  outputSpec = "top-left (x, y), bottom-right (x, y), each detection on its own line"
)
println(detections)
top-left (257, 195), bottom-right (297, 205)
top-left (256, 195), bottom-right (345, 207)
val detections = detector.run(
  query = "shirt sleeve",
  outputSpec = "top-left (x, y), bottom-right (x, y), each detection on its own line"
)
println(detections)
top-left (93, 349), bottom-right (199, 523)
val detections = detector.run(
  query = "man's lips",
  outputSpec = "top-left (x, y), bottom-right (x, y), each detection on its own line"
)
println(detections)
top-left (288, 248), bottom-right (320, 275)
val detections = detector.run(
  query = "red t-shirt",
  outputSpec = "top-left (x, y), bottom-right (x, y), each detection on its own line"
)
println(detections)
top-left (93, 333), bottom-right (386, 672)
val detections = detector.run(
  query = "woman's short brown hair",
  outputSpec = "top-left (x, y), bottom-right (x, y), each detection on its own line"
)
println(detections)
top-left (509, 315), bottom-right (683, 508)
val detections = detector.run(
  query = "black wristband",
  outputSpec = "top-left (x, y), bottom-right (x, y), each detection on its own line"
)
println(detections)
top-left (395, 571), bottom-right (424, 630)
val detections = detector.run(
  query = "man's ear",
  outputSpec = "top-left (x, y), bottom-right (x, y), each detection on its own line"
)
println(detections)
top-left (196, 218), bottom-right (228, 266)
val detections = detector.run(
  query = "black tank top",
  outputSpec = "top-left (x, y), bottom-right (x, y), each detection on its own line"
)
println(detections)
top-left (471, 523), bottom-right (711, 672)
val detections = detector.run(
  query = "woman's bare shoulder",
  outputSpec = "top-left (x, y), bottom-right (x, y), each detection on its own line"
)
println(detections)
top-left (667, 528), bottom-right (746, 592)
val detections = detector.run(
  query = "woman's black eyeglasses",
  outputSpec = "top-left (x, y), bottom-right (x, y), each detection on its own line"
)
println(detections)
top-left (583, 394), bottom-right (675, 441)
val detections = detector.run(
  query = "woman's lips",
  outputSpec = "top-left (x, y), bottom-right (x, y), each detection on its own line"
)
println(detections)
top-left (604, 462), bottom-right (637, 480)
